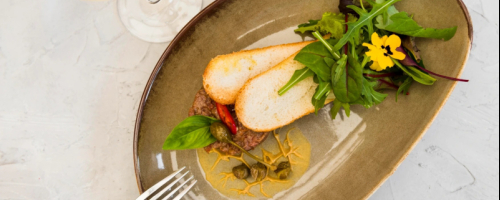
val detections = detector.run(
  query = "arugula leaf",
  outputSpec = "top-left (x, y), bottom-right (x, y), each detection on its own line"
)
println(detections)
top-left (356, 77), bottom-right (389, 108)
top-left (314, 79), bottom-right (332, 100)
top-left (295, 13), bottom-right (356, 39)
top-left (312, 87), bottom-right (328, 114)
top-left (332, 55), bottom-right (348, 86)
top-left (396, 77), bottom-right (413, 102)
top-left (163, 116), bottom-right (220, 150)
top-left (333, 0), bottom-right (401, 51)
top-left (278, 68), bottom-right (315, 95)
top-left (377, 12), bottom-right (457, 41)
top-left (393, 59), bottom-right (436, 85)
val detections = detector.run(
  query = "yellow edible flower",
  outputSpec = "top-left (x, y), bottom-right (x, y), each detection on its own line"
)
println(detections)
top-left (362, 32), bottom-right (406, 71)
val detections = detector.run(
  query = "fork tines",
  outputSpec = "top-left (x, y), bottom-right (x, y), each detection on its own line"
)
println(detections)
top-left (136, 167), bottom-right (198, 200)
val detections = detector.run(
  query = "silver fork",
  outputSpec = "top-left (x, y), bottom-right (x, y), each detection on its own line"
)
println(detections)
top-left (136, 167), bottom-right (198, 200)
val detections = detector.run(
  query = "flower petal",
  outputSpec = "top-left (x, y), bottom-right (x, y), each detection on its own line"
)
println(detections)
top-left (391, 51), bottom-right (406, 60)
top-left (386, 34), bottom-right (402, 50)
top-left (365, 49), bottom-right (382, 62)
top-left (371, 32), bottom-right (384, 48)
top-left (378, 55), bottom-right (395, 70)
top-left (370, 61), bottom-right (383, 71)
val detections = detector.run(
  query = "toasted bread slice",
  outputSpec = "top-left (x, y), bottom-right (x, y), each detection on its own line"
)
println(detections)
top-left (203, 41), bottom-right (314, 105)
top-left (235, 53), bottom-right (334, 132)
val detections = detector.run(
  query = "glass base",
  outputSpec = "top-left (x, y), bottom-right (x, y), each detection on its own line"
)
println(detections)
top-left (118, 0), bottom-right (203, 43)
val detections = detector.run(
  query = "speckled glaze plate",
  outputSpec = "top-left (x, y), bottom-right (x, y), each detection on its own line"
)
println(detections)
top-left (133, 0), bottom-right (472, 199)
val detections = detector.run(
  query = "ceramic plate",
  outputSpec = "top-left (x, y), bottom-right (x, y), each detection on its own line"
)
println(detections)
top-left (133, 0), bottom-right (472, 199)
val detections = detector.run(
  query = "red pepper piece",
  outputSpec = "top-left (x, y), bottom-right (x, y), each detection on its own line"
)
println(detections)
top-left (216, 103), bottom-right (238, 135)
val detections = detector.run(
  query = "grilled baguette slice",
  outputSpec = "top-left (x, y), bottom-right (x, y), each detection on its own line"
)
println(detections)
top-left (235, 53), bottom-right (334, 132)
top-left (203, 41), bottom-right (313, 105)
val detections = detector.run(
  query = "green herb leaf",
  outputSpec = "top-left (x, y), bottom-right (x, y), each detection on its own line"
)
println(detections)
top-left (333, 0), bottom-right (401, 51)
top-left (396, 77), bottom-right (413, 102)
top-left (356, 77), bottom-right (389, 108)
top-left (377, 12), bottom-right (457, 41)
top-left (295, 13), bottom-right (356, 39)
top-left (332, 52), bottom-right (364, 104)
top-left (314, 79), bottom-right (332, 100)
top-left (294, 40), bottom-right (340, 81)
top-left (312, 87), bottom-right (328, 114)
top-left (163, 116), bottom-right (220, 151)
top-left (393, 59), bottom-right (436, 85)
top-left (375, 5), bottom-right (400, 29)
top-left (278, 68), bottom-right (315, 96)
top-left (342, 103), bottom-right (351, 117)
top-left (332, 55), bottom-right (349, 86)
top-left (297, 20), bottom-right (320, 28)
top-left (330, 99), bottom-right (343, 119)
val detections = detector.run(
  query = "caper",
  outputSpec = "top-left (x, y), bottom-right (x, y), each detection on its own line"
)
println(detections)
top-left (251, 163), bottom-right (268, 182)
top-left (210, 122), bottom-right (233, 143)
top-left (274, 161), bottom-right (292, 180)
top-left (232, 164), bottom-right (250, 179)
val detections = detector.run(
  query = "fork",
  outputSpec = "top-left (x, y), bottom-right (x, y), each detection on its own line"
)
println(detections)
top-left (136, 167), bottom-right (198, 200)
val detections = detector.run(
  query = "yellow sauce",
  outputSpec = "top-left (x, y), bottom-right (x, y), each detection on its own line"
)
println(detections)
top-left (197, 128), bottom-right (311, 199)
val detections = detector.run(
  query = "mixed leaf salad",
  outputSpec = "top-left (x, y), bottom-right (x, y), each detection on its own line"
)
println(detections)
top-left (162, 0), bottom-right (468, 152)
top-left (280, 0), bottom-right (468, 119)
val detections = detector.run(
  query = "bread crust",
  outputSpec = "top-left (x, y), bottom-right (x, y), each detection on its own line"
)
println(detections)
top-left (203, 41), bottom-right (313, 105)
top-left (235, 53), bottom-right (332, 132)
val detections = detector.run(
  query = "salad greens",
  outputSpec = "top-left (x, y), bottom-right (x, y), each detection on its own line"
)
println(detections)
top-left (332, 0), bottom-right (402, 51)
top-left (163, 116), bottom-right (220, 150)
top-left (296, 12), bottom-right (357, 39)
top-left (280, 0), bottom-right (468, 119)
top-left (377, 12), bottom-right (458, 41)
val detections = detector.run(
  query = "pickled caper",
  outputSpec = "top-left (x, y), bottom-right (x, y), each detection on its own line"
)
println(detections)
top-left (210, 122), bottom-right (233, 143)
top-left (210, 122), bottom-right (277, 170)
top-left (232, 164), bottom-right (250, 179)
top-left (251, 163), bottom-right (268, 182)
top-left (274, 161), bottom-right (292, 180)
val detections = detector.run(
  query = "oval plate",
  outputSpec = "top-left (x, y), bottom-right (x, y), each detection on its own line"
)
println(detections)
top-left (133, 0), bottom-right (472, 199)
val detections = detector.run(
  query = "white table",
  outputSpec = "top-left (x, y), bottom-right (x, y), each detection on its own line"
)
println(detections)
top-left (0, 0), bottom-right (498, 199)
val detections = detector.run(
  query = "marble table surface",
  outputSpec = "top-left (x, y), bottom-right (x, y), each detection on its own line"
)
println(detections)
top-left (0, 0), bottom-right (498, 199)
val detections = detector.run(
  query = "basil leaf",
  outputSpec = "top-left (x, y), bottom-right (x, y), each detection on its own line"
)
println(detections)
top-left (278, 67), bottom-right (315, 95)
top-left (163, 116), bottom-right (220, 151)
top-left (312, 87), bottom-right (328, 114)
top-left (393, 59), bottom-right (436, 85)
top-left (333, 0), bottom-right (401, 51)
top-left (377, 12), bottom-right (457, 41)
top-left (396, 77), bottom-right (413, 102)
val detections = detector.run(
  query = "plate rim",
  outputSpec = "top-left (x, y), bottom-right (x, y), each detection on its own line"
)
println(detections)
top-left (132, 0), bottom-right (473, 197)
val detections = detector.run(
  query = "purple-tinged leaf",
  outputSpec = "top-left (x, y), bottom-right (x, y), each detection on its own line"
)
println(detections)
top-left (396, 47), bottom-right (469, 82)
